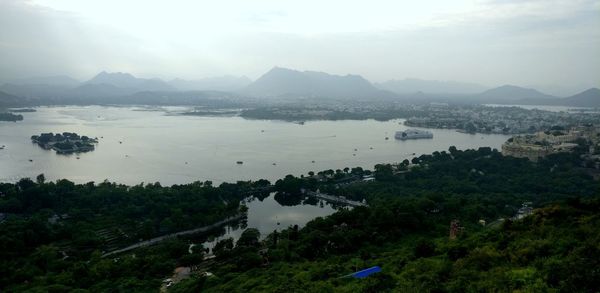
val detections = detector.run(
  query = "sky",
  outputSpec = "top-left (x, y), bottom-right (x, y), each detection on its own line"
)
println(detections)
top-left (0, 0), bottom-right (599, 94)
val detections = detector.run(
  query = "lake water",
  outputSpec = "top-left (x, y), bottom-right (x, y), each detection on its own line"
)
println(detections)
top-left (0, 105), bottom-right (511, 185)
top-left (199, 193), bottom-right (338, 251)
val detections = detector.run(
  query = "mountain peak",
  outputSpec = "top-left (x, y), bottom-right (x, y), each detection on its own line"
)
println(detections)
top-left (478, 84), bottom-right (553, 102)
top-left (561, 87), bottom-right (600, 107)
top-left (244, 67), bottom-right (381, 99)
top-left (85, 71), bottom-right (173, 92)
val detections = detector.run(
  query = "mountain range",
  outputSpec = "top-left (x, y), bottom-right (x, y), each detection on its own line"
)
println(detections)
top-left (1, 67), bottom-right (598, 107)
top-left (85, 71), bottom-right (174, 92)
top-left (474, 84), bottom-right (556, 102)
top-left (169, 76), bottom-right (252, 92)
top-left (375, 78), bottom-right (487, 94)
top-left (0, 90), bottom-right (25, 107)
top-left (10, 75), bottom-right (81, 88)
top-left (243, 67), bottom-right (390, 99)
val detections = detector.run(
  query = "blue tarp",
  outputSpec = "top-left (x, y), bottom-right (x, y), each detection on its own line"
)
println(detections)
top-left (351, 266), bottom-right (381, 278)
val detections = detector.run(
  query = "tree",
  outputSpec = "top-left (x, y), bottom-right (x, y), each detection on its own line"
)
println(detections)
top-left (449, 146), bottom-right (458, 155)
top-left (237, 228), bottom-right (260, 247)
top-left (414, 239), bottom-right (436, 258)
top-left (213, 238), bottom-right (234, 258)
top-left (36, 174), bottom-right (46, 185)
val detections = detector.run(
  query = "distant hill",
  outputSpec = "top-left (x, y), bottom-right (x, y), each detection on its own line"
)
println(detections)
top-left (375, 78), bottom-right (487, 95)
top-left (474, 86), bottom-right (600, 107)
top-left (560, 88), bottom-right (600, 107)
top-left (85, 71), bottom-right (174, 92)
top-left (244, 67), bottom-right (388, 99)
top-left (169, 76), bottom-right (252, 92)
top-left (1, 72), bottom-right (176, 100)
top-left (0, 90), bottom-right (26, 107)
top-left (476, 85), bottom-right (556, 103)
top-left (10, 75), bottom-right (80, 88)
top-left (70, 83), bottom-right (139, 98)
top-left (0, 83), bottom-right (72, 99)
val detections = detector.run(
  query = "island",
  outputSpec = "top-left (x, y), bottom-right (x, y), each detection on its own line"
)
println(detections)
top-left (10, 108), bottom-right (36, 113)
top-left (0, 112), bottom-right (23, 122)
top-left (31, 132), bottom-right (98, 154)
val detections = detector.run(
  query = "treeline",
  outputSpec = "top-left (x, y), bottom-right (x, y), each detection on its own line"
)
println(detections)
top-left (240, 106), bottom-right (428, 122)
top-left (0, 112), bottom-right (23, 122)
top-left (0, 178), bottom-right (270, 291)
top-left (190, 199), bottom-right (600, 292)
top-left (173, 147), bottom-right (600, 292)
top-left (1, 146), bottom-right (598, 292)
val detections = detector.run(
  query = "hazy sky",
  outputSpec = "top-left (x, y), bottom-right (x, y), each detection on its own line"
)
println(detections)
top-left (1, 0), bottom-right (599, 92)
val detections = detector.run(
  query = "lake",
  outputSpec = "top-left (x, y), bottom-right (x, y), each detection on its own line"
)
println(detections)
top-left (0, 105), bottom-right (511, 185)
top-left (199, 193), bottom-right (338, 251)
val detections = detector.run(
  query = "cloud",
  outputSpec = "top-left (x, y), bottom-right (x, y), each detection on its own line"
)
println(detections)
top-left (0, 0), bottom-right (598, 88)
top-left (0, 0), bottom-right (160, 81)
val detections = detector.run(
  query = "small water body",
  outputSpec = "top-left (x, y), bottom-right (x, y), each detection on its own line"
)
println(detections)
top-left (0, 106), bottom-right (511, 185)
top-left (198, 193), bottom-right (338, 252)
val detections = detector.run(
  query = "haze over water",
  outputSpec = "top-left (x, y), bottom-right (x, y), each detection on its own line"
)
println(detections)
top-left (0, 106), bottom-right (511, 185)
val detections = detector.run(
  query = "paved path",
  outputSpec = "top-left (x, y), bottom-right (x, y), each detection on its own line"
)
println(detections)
top-left (102, 213), bottom-right (245, 257)
top-left (306, 191), bottom-right (368, 207)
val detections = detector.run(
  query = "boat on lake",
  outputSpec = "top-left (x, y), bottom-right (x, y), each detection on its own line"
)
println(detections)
top-left (395, 129), bottom-right (433, 140)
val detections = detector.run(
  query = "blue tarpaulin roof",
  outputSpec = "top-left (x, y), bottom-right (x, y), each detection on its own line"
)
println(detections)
top-left (351, 266), bottom-right (381, 278)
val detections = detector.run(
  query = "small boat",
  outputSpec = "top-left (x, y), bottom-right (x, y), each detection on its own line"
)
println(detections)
top-left (76, 157), bottom-right (80, 159)
top-left (29, 159), bottom-right (33, 162)
top-left (236, 161), bottom-right (243, 165)
top-left (119, 141), bottom-right (122, 144)
top-left (311, 160), bottom-right (315, 163)
top-left (369, 147), bottom-right (373, 150)
top-left (385, 137), bottom-right (389, 140)
top-left (272, 163), bottom-right (276, 166)
top-left (354, 148), bottom-right (358, 151)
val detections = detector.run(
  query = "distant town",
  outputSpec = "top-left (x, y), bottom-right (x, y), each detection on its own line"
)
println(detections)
top-left (236, 103), bottom-right (600, 135)
top-left (501, 125), bottom-right (600, 166)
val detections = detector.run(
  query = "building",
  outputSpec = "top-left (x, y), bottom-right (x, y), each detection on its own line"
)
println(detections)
top-left (501, 129), bottom-right (583, 161)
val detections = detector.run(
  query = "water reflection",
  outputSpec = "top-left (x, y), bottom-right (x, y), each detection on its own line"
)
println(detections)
top-left (192, 193), bottom-right (338, 252)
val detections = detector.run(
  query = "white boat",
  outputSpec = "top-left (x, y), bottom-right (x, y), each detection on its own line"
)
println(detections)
top-left (395, 129), bottom-right (433, 140)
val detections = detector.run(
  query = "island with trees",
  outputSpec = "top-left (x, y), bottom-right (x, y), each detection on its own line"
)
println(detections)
top-left (0, 112), bottom-right (23, 122)
top-left (31, 132), bottom-right (99, 154)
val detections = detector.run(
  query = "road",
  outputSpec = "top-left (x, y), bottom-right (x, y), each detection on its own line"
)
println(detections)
top-left (102, 213), bottom-right (245, 257)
